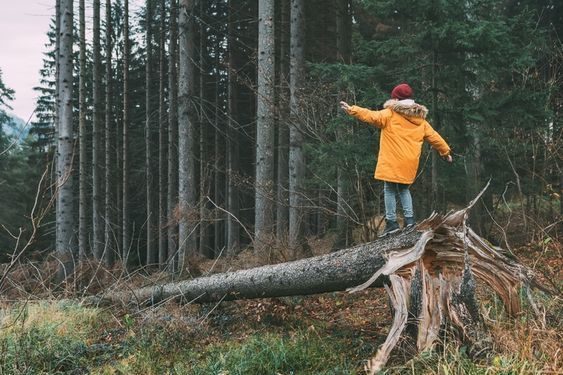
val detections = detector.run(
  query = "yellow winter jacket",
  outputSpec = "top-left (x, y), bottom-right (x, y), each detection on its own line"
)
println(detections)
top-left (347, 99), bottom-right (451, 185)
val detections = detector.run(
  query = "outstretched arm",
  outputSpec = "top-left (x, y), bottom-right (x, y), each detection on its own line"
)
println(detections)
top-left (424, 122), bottom-right (452, 162)
top-left (339, 101), bottom-right (389, 129)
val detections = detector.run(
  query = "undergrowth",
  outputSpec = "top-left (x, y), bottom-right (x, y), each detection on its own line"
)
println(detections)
top-left (0, 290), bottom-right (561, 375)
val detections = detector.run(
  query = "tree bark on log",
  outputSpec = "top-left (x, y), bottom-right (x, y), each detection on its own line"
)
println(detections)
top-left (96, 230), bottom-right (422, 306)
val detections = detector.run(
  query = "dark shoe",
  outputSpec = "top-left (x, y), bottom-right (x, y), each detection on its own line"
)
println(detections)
top-left (404, 217), bottom-right (416, 229)
top-left (380, 220), bottom-right (400, 237)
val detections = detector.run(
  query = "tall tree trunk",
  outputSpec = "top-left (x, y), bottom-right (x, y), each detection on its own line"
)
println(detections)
top-left (158, 0), bottom-right (168, 268)
top-left (213, 33), bottom-right (225, 256)
top-left (276, 0), bottom-right (290, 241)
top-left (255, 0), bottom-right (276, 249)
top-left (55, 0), bottom-right (60, 148)
top-left (468, 128), bottom-right (484, 231)
top-left (431, 50), bottom-right (440, 213)
top-left (146, 0), bottom-right (157, 266)
top-left (56, 0), bottom-right (76, 278)
top-left (198, 1), bottom-right (210, 258)
top-left (78, 0), bottom-right (88, 261)
top-left (103, 0), bottom-right (114, 267)
top-left (122, 0), bottom-right (130, 264)
top-left (226, 0), bottom-right (241, 256)
top-left (178, 0), bottom-right (198, 272)
top-left (288, 0), bottom-right (306, 251)
top-left (465, 81), bottom-right (487, 235)
top-left (168, 0), bottom-right (179, 269)
top-left (115, 78), bottom-right (122, 264)
top-left (92, 0), bottom-right (103, 261)
top-left (334, 0), bottom-right (352, 250)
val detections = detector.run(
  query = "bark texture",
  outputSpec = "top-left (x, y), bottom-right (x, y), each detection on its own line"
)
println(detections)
top-left (226, 0), bottom-right (241, 256)
top-left (122, 0), bottom-right (130, 263)
top-left (78, 0), bottom-right (88, 260)
top-left (255, 0), bottom-right (276, 248)
top-left (146, 0), bottom-right (156, 266)
top-left (167, 0), bottom-right (179, 269)
top-left (334, 0), bottom-right (353, 250)
top-left (104, 0), bottom-right (113, 267)
top-left (288, 0), bottom-right (305, 251)
top-left (158, 0), bottom-right (168, 268)
top-left (275, 0), bottom-right (290, 240)
top-left (92, 0), bottom-right (103, 261)
top-left (94, 230), bottom-right (420, 305)
top-left (178, 0), bottom-right (198, 271)
top-left (56, 0), bottom-right (76, 278)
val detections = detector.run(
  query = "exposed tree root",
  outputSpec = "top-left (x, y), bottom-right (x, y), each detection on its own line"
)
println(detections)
top-left (354, 184), bottom-right (545, 374)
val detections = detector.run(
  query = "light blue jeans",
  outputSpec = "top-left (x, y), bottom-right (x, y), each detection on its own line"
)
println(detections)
top-left (384, 181), bottom-right (414, 222)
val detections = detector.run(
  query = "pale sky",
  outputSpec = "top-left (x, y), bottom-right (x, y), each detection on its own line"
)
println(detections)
top-left (0, 1), bottom-right (54, 122)
top-left (0, 1), bottom-right (145, 122)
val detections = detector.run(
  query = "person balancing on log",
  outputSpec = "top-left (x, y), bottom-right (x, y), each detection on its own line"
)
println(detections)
top-left (340, 83), bottom-right (453, 237)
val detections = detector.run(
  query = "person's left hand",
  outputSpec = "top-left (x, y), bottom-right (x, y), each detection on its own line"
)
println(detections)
top-left (445, 154), bottom-right (453, 163)
top-left (340, 101), bottom-right (351, 112)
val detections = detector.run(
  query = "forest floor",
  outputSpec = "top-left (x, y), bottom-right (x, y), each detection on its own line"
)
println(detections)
top-left (0, 238), bottom-right (561, 374)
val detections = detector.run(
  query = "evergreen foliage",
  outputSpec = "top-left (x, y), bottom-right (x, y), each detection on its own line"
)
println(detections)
top-left (306, 0), bottom-right (560, 233)
top-left (2, 0), bottom-right (559, 267)
top-left (0, 69), bottom-right (45, 260)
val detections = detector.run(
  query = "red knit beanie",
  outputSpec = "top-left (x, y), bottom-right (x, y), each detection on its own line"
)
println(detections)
top-left (391, 83), bottom-right (413, 100)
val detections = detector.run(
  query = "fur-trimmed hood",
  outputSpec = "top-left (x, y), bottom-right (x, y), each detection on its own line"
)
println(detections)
top-left (384, 99), bottom-right (428, 120)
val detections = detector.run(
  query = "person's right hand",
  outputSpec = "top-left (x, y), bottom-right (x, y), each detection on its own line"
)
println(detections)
top-left (340, 101), bottom-right (351, 112)
top-left (445, 154), bottom-right (453, 163)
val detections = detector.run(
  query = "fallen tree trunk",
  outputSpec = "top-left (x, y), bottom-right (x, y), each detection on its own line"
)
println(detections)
top-left (92, 230), bottom-right (423, 306)
top-left (88, 184), bottom-right (547, 373)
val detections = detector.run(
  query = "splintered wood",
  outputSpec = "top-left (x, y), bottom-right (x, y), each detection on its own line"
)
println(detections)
top-left (354, 187), bottom-right (543, 375)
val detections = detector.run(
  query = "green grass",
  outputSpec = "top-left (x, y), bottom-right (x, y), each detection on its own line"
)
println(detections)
top-left (185, 332), bottom-right (358, 375)
top-left (0, 302), bottom-right (103, 374)
top-left (97, 327), bottom-right (365, 374)
top-left (385, 344), bottom-right (545, 375)
top-left (0, 299), bottom-right (560, 375)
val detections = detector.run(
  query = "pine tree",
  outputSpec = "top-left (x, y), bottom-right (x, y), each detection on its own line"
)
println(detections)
top-left (334, 0), bottom-right (352, 249)
top-left (158, 0), bottom-right (168, 267)
top-left (145, 0), bottom-right (157, 266)
top-left (92, 0), bottom-right (104, 261)
top-left (103, 0), bottom-right (114, 266)
top-left (178, 0), bottom-right (197, 271)
top-left (78, 0), bottom-right (88, 260)
top-left (56, 0), bottom-right (76, 278)
top-left (275, 0), bottom-right (290, 241)
top-left (288, 0), bottom-right (305, 251)
top-left (167, 0), bottom-right (179, 269)
top-left (226, 0), bottom-right (241, 256)
top-left (198, 0), bottom-right (209, 258)
top-left (31, 19), bottom-right (59, 152)
top-left (122, 0), bottom-right (131, 263)
top-left (0, 68), bottom-right (16, 138)
top-left (255, 0), bottom-right (276, 249)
